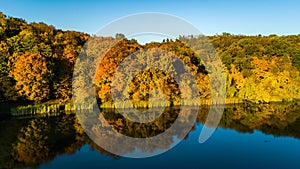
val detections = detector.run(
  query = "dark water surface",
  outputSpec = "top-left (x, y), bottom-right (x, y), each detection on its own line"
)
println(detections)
top-left (1, 103), bottom-right (300, 169)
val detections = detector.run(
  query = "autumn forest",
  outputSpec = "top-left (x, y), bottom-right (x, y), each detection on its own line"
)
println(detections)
top-left (0, 12), bottom-right (300, 108)
top-left (1, 7), bottom-right (300, 169)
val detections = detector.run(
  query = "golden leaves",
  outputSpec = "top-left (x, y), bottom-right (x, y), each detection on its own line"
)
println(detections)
top-left (12, 52), bottom-right (51, 102)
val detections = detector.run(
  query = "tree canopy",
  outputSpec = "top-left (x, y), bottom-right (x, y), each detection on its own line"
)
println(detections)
top-left (0, 12), bottom-right (300, 104)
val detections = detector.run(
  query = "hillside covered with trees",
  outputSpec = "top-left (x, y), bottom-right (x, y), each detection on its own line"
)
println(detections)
top-left (0, 12), bottom-right (89, 103)
top-left (0, 12), bottom-right (300, 106)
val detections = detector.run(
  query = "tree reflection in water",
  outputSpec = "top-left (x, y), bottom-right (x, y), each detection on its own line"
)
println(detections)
top-left (0, 102), bottom-right (300, 168)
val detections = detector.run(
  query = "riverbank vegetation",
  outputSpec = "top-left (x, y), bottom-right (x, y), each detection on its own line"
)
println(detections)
top-left (0, 12), bottom-right (300, 112)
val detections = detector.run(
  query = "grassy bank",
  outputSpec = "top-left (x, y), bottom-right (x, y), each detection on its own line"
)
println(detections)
top-left (8, 102), bottom-right (97, 116)
top-left (101, 98), bottom-right (244, 109)
top-left (6, 97), bottom-right (298, 116)
top-left (5, 99), bottom-right (233, 116)
top-left (10, 103), bottom-right (72, 116)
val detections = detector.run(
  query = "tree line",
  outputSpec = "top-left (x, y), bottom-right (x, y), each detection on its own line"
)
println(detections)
top-left (0, 12), bottom-right (89, 103)
top-left (0, 12), bottom-right (300, 105)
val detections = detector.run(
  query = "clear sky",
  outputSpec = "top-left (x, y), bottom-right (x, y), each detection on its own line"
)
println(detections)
top-left (0, 0), bottom-right (299, 36)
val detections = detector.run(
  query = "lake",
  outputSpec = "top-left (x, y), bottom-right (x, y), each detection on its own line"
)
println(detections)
top-left (1, 102), bottom-right (300, 169)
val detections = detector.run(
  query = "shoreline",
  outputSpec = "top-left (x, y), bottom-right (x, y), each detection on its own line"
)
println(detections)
top-left (0, 98), bottom-right (298, 117)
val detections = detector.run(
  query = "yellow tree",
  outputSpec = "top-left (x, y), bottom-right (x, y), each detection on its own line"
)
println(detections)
top-left (12, 52), bottom-right (52, 102)
top-left (227, 64), bottom-right (245, 98)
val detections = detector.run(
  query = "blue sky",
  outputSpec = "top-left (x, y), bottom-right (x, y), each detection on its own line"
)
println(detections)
top-left (0, 0), bottom-right (300, 36)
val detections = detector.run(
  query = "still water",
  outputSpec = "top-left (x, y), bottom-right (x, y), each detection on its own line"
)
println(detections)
top-left (1, 103), bottom-right (300, 169)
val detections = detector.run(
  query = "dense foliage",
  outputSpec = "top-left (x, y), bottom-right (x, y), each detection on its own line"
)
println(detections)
top-left (208, 33), bottom-right (300, 102)
top-left (0, 12), bottom-right (300, 104)
top-left (0, 12), bottom-right (89, 103)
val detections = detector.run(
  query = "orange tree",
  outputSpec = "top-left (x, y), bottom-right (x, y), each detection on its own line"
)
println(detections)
top-left (12, 52), bottom-right (52, 102)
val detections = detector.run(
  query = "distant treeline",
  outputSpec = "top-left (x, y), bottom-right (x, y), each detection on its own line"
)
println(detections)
top-left (0, 12), bottom-right (300, 105)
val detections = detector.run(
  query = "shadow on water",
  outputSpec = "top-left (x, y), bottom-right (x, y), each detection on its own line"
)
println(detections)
top-left (0, 102), bottom-right (300, 168)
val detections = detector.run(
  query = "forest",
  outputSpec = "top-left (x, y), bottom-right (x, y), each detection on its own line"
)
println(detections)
top-left (0, 12), bottom-right (300, 106)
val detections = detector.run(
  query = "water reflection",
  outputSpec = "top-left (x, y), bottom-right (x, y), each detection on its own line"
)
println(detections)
top-left (77, 106), bottom-right (197, 157)
top-left (1, 102), bottom-right (300, 168)
top-left (215, 102), bottom-right (300, 139)
top-left (0, 114), bottom-right (118, 169)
